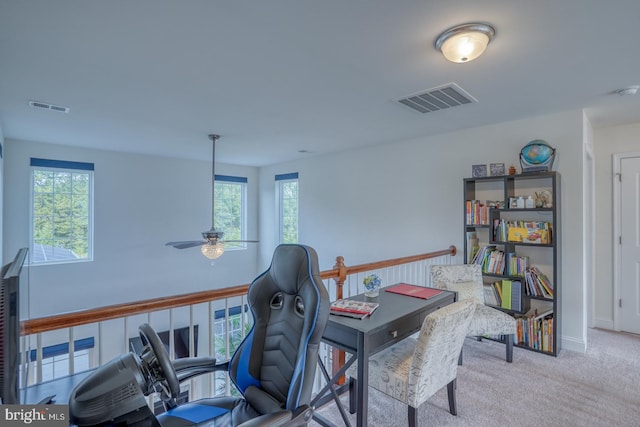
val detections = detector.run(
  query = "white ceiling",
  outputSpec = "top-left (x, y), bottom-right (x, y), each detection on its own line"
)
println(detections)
top-left (1, 1), bottom-right (639, 167)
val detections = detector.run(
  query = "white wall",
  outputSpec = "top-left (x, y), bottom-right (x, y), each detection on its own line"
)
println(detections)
top-left (259, 110), bottom-right (587, 351)
top-left (593, 122), bottom-right (640, 329)
top-left (3, 139), bottom-right (261, 318)
top-left (0, 124), bottom-right (4, 265)
top-left (582, 113), bottom-right (595, 335)
top-left (3, 109), bottom-right (590, 351)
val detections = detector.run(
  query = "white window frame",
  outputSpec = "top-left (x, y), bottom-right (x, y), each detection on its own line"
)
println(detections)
top-left (38, 349), bottom-right (92, 383)
top-left (29, 158), bottom-right (94, 265)
top-left (214, 175), bottom-right (248, 250)
top-left (22, 337), bottom-right (95, 386)
top-left (275, 172), bottom-right (299, 244)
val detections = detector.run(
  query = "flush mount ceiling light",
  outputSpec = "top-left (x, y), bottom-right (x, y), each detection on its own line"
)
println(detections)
top-left (435, 23), bottom-right (495, 63)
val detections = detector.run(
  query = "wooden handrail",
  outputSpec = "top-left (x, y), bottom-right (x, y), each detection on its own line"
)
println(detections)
top-left (339, 245), bottom-right (457, 275)
top-left (21, 246), bottom-right (456, 336)
top-left (22, 284), bottom-right (251, 335)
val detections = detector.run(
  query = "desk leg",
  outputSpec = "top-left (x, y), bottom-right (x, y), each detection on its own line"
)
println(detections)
top-left (356, 332), bottom-right (369, 427)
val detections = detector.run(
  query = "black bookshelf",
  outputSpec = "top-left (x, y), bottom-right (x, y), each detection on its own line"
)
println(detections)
top-left (464, 172), bottom-right (560, 356)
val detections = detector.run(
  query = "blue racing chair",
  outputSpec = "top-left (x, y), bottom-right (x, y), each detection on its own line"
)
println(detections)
top-left (157, 244), bottom-right (330, 426)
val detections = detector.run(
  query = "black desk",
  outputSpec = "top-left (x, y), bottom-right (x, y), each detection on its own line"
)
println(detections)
top-left (22, 370), bottom-right (94, 405)
top-left (315, 286), bottom-right (456, 427)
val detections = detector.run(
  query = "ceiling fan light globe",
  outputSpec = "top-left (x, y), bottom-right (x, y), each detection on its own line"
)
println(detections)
top-left (201, 241), bottom-right (225, 260)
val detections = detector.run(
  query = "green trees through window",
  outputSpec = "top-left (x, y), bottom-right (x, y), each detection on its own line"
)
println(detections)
top-left (276, 173), bottom-right (298, 244)
top-left (31, 159), bottom-right (93, 264)
top-left (214, 176), bottom-right (247, 244)
top-left (280, 181), bottom-right (298, 243)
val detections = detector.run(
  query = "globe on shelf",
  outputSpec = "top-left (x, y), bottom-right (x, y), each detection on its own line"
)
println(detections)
top-left (519, 139), bottom-right (556, 172)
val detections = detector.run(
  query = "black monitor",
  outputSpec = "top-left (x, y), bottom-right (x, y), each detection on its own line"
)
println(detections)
top-left (0, 248), bottom-right (29, 404)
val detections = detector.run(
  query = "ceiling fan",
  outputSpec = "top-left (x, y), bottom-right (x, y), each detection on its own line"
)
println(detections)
top-left (165, 134), bottom-right (258, 260)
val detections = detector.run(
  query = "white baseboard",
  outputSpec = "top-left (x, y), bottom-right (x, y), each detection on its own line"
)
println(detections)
top-left (593, 317), bottom-right (614, 331)
top-left (561, 335), bottom-right (586, 353)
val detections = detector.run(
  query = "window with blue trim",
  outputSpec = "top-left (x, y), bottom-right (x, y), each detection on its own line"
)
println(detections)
top-left (21, 337), bottom-right (95, 385)
top-left (214, 175), bottom-right (247, 249)
top-left (276, 173), bottom-right (298, 244)
top-left (30, 158), bottom-right (94, 264)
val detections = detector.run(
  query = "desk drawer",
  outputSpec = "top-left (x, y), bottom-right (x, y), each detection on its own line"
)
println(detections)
top-left (369, 313), bottom-right (421, 350)
top-left (418, 296), bottom-right (455, 324)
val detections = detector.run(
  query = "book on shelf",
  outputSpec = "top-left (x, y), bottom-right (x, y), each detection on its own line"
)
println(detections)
top-left (495, 279), bottom-right (527, 312)
top-left (510, 280), bottom-right (527, 312)
top-left (524, 266), bottom-right (554, 298)
top-left (501, 279), bottom-right (512, 310)
top-left (494, 219), bottom-right (552, 244)
top-left (484, 249), bottom-right (505, 275)
top-left (472, 245), bottom-right (493, 265)
top-left (472, 245), bottom-right (506, 275)
top-left (485, 281), bottom-right (503, 307)
top-left (506, 253), bottom-right (528, 277)
top-left (507, 226), bottom-right (529, 242)
top-left (484, 280), bottom-right (527, 312)
top-left (330, 299), bottom-right (379, 319)
top-left (515, 307), bottom-right (554, 352)
top-left (471, 244), bottom-right (491, 264)
top-left (483, 284), bottom-right (499, 306)
top-left (466, 231), bottom-right (480, 263)
top-left (466, 200), bottom-right (495, 225)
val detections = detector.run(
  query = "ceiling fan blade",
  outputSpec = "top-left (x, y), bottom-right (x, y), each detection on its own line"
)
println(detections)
top-left (222, 240), bottom-right (260, 243)
top-left (165, 240), bottom-right (206, 249)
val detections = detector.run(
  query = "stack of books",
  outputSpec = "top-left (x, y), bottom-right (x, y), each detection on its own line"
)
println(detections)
top-left (471, 245), bottom-right (506, 275)
top-left (465, 199), bottom-right (504, 225)
top-left (330, 299), bottom-right (379, 319)
top-left (483, 280), bottom-right (527, 312)
top-left (515, 308), bottom-right (554, 352)
top-left (524, 266), bottom-right (554, 298)
top-left (506, 253), bottom-right (529, 277)
top-left (494, 219), bottom-right (552, 244)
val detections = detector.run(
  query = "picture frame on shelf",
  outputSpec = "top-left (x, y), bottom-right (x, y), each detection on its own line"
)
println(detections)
top-left (490, 163), bottom-right (505, 176)
top-left (472, 164), bottom-right (488, 177)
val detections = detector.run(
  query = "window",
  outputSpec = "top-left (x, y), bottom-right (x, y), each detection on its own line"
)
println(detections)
top-left (214, 175), bottom-right (247, 248)
top-left (213, 305), bottom-right (253, 396)
top-left (213, 305), bottom-right (253, 360)
top-left (22, 337), bottom-right (94, 385)
top-left (30, 158), bottom-right (94, 265)
top-left (276, 173), bottom-right (299, 243)
top-left (38, 349), bottom-right (92, 382)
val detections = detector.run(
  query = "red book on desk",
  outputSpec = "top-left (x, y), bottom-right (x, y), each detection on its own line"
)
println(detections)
top-left (385, 283), bottom-right (443, 300)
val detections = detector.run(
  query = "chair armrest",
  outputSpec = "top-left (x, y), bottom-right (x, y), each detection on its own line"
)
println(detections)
top-left (172, 357), bottom-right (228, 382)
top-left (237, 405), bottom-right (313, 427)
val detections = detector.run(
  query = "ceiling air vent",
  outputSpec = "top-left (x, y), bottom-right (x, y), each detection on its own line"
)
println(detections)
top-left (29, 100), bottom-right (70, 114)
top-left (396, 83), bottom-right (477, 114)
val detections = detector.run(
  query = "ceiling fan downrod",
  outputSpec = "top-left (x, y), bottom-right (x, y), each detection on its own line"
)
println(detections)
top-left (208, 134), bottom-right (220, 233)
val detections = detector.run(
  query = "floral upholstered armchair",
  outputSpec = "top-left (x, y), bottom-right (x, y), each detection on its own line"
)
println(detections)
top-left (347, 300), bottom-right (476, 427)
top-left (430, 264), bottom-right (516, 363)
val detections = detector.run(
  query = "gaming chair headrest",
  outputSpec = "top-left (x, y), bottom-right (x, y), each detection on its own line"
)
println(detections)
top-left (267, 244), bottom-right (320, 295)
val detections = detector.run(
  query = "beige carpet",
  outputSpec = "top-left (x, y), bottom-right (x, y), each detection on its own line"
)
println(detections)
top-left (313, 328), bottom-right (640, 427)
